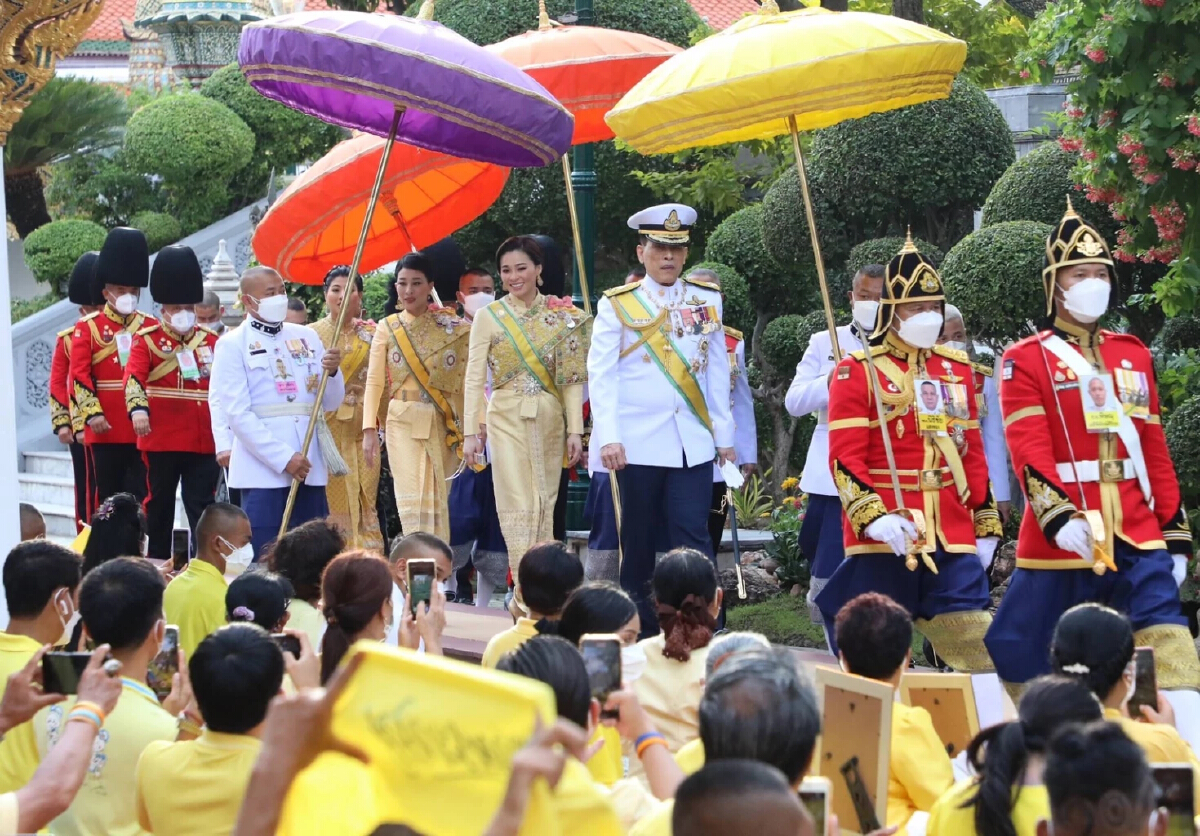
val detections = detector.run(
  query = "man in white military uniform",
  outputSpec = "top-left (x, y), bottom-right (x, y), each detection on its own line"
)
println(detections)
top-left (209, 266), bottom-right (345, 558)
top-left (939, 303), bottom-right (1012, 541)
top-left (587, 204), bottom-right (736, 636)
top-left (785, 264), bottom-right (884, 627)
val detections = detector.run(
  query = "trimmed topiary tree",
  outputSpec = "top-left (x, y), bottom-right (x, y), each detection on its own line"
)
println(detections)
top-left (123, 94), bottom-right (255, 233)
top-left (687, 260), bottom-right (753, 337)
top-left (418, 0), bottom-right (701, 47)
top-left (130, 211), bottom-right (182, 253)
top-left (1166, 395), bottom-right (1200, 516)
top-left (842, 236), bottom-right (944, 316)
top-left (939, 220), bottom-right (1052, 347)
top-left (980, 144), bottom-right (1113, 232)
top-left (760, 167), bottom-right (849, 311)
top-left (705, 204), bottom-right (791, 318)
top-left (23, 219), bottom-right (107, 288)
top-left (200, 65), bottom-right (344, 207)
top-left (754, 310), bottom-right (827, 491)
top-left (811, 77), bottom-right (1014, 252)
top-left (1158, 315), bottom-right (1200, 355)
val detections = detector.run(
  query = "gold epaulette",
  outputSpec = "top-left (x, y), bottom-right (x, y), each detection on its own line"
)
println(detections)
top-left (79, 311), bottom-right (100, 323)
top-left (137, 324), bottom-right (160, 337)
top-left (723, 325), bottom-right (744, 341)
top-left (56, 326), bottom-right (74, 339)
top-left (684, 278), bottom-right (720, 292)
top-left (198, 325), bottom-right (218, 336)
top-left (931, 344), bottom-right (970, 364)
top-left (971, 361), bottom-right (994, 377)
top-left (603, 284), bottom-right (638, 298)
top-left (848, 345), bottom-right (888, 361)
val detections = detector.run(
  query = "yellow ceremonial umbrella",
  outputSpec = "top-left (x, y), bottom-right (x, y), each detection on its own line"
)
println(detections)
top-left (605, 1), bottom-right (966, 360)
top-left (606, 3), bottom-right (966, 576)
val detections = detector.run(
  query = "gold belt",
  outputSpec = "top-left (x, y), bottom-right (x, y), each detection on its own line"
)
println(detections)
top-left (399, 390), bottom-right (432, 404)
top-left (145, 387), bottom-right (208, 401)
top-left (868, 467), bottom-right (952, 492)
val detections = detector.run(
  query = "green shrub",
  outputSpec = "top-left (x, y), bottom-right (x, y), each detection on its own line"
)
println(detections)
top-left (11, 291), bottom-right (63, 323)
top-left (46, 151), bottom-right (166, 229)
top-left (200, 65), bottom-right (344, 206)
top-left (23, 219), bottom-right (106, 287)
top-left (843, 236), bottom-right (944, 315)
top-left (124, 94), bottom-right (255, 232)
top-left (939, 221), bottom-right (1052, 347)
top-left (812, 78), bottom-right (1014, 251)
top-left (981, 143), bottom-right (1115, 237)
top-left (419, 0), bottom-right (701, 47)
top-left (705, 205), bottom-right (794, 316)
top-left (760, 168), bottom-right (850, 310)
top-left (129, 211), bottom-right (182, 253)
top-left (362, 270), bottom-right (392, 322)
top-left (759, 311), bottom-right (826, 380)
top-left (1166, 395), bottom-right (1200, 514)
top-left (687, 260), bottom-right (752, 336)
top-left (1159, 316), bottom-right (1200, 354)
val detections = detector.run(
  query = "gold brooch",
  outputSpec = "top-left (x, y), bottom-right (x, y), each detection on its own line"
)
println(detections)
top-left (664, 210), bottom-right (681, 232)
top-left (919, 272), bottom-right (940, 293)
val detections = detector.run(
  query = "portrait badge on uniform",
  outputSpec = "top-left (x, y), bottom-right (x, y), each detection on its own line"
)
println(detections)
top-left (1080, 373), bottom-right (1120, 432)
top-left (178, 349), bottom-right (199, 381)
top-left (837, 366), bottom-right (851, 381)
top-left (1114, 368), bottom-right (1150, 419)
top-left (915, 378), bottom-right (948, 436)
top-left (305, 374), bottom-right (319, 394)
top-left (1002, 358), bottom-right (1014, 381)
top-left (115, 332), bottom-right (134, 366)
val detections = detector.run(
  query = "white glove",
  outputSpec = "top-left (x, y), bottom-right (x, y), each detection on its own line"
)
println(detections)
top-left (864, 514), bottom-right (919, 557)
top-left (976, 537), bottom-right (999, 571)
top-left (1172, 554), bottom-right (1187, 588)
top-left (1054, 518), bottom-right (1093, 561)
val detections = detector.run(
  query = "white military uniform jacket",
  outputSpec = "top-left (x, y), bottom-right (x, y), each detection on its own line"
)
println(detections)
top-left (588, 275), bottom-right (735, 468)
top-left (784, 324), bottom-right (864, 496)
top-left (714, 336), bottom-right (757, 482)
top-left (209, 317), bottom-right (345, 489)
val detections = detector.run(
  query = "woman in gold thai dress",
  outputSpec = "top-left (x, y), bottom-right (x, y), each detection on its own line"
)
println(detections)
top-left (311, 266), bottom-right (385, 551)
top-left (462, 237), bottom-right (590, 601)
top-left (363, 252), bottom-right (471, 541)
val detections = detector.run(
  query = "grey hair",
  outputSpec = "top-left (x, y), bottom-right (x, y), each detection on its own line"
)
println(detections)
top-left (706, 631), bottom-right (772, 679)
top-left (944, 303), bottom-right (963, 324)
top-left (699, 649), bottom-right (821, 784)
top-left (687, 267), bottom-right (721, 286)
top-left (199, 291), bottom-right (221, 309)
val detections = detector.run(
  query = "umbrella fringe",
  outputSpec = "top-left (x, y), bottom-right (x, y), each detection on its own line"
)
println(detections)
top-left (316, 414), bottom-right (350, 477)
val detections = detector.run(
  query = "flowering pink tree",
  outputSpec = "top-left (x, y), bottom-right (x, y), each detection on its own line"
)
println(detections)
top-left (1023, 0), bottom-right (1200, 315)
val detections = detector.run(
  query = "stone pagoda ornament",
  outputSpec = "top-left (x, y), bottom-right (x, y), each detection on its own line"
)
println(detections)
top-left (136, 0), bottom-right (269, 89)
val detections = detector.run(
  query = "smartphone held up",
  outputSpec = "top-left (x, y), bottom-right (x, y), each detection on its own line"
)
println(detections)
top-left (580, 634), bottom-right (622, 719)
top-left (147, 625), bottom-right (180, 701)
top-left (407, 559), bottom-right (437, 616)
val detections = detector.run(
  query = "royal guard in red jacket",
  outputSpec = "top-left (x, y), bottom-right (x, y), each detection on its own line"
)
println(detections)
top-left (985, 200), bottom-right (1200, 724)
top-left (50, 252), bottom-right (104, 530)
top-left (70, 227), bottom-right (157, 505)
top-left (124, 246), bottom-right (220, 560)
top-left (815, 235), bottom-right (1003, 673)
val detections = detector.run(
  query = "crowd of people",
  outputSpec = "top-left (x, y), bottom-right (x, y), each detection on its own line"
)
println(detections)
top-left (4, 193), bottom-right (1196, 834)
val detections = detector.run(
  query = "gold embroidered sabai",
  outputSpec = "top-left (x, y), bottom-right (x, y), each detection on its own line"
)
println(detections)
top-left (486, 296), bottom-right (590, 395)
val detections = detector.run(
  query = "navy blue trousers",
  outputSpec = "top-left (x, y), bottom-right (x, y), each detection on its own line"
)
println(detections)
top-left (985, 543), bottom-right (1186, 684)
top-left (815, 547), bottom-right (990, 657)
top-left (242, 484), bottom-right (329, 562)
top-left (801, 493), bottom-right (848, 582)
top-left (617, 460), bottom-right (713, 638)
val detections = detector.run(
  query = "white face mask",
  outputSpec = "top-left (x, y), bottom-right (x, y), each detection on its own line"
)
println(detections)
top-left (1061, 277), bottom-right (1111, 324)
top-left (896, 310), bottom-right (944, 349)
top-left (462, 292), bottom-right (494, 318)
top-left (852, 299), bottom-right (879, 332)
top-left (169, 310), bottom-right (196, 333)
top-left (141, 535), bottom-right (149, 557)
top-left (251, 294), bottom-right (289, 324)
top-left (112, 293), bottom-right (138, 316)
top-left (219, 536), bottom-right (254, 576)
top-left (207, 321), bottom-right (225, 333)
top-left (941, 340), bottom-right (967, 352)
top-left (621, 643), bottom-right (647, 687)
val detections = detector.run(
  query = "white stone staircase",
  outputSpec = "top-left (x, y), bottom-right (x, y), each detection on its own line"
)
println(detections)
top-left (19, 450), bottom-right (185, 546)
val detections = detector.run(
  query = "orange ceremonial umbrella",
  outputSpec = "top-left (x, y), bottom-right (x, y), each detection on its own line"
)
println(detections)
top-left (252, 132), bottom-right (510, 285)
top-left (486, 1), bottom-right (681, 311)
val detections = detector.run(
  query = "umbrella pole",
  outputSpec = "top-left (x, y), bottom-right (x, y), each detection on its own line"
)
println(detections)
top-left (787, 116), bottom-right (840, 362)
top-left (278, 106), bottom-right (405, 539)
top-left (560, 155), bottom-right (593, 316)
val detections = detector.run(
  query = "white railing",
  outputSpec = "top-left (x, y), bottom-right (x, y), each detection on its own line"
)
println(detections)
top-left (11, 200), bottom-right (266, 461)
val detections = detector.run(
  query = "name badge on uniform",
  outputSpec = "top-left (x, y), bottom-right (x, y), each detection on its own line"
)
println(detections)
top-left (178, 349), bottom-right (199, 381)
top-left (115, 332), bottom-right (133, 366)
top-left (914, 378), bottom-right (948, 436)
top-left (1081, 373), bottom-right (1121, 432)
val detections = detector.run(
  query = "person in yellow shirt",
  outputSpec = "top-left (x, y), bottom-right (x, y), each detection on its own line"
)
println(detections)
top-left (630, 648), bottom-right (823, 836)
top-left (0, 541), bottom-right (82, 692)
top-left (136, 623), bottom-right (284, 836)
top-left (1038, 720), bottom-right (1165, 836)
top-left (0, 558), bottom-right (188, 832)
top-left (834, 592), bottom-right (954, 836)
top-left (268, 519), bottom-right (345, 648)
top-left (1049, 602), bottom-right (1200, 800)
top-left (632, 549), bottom-right (721, 774)
top-left (672, 760), bottom-right (811, 836)
top-left (482, 542), bottom-right (584, 669)
top-left (164, 502), bottom-right (252, 657)
top-left (928, 675), bottom-right (1103, 836)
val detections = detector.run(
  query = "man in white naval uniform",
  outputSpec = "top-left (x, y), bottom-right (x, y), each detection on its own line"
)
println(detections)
top-left (940, 303), bottom-right (1012, 544)
top-left (587, 204), bottom-right (736, 636)
top-left (209, 266), bottom-right (344, 559)
top-left (785, 264), bottom-right (884, 626)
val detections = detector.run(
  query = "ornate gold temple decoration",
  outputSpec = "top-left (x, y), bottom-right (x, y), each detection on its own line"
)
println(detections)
top-left (0, 0), bottom-right (105, 142)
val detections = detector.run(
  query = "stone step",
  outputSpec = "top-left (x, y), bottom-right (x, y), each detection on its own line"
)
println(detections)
top-left (37, 502), bottom-right (81, 539)
top-left (23, 450), bottom-right (74, 479)
top-left (19, 472), bottom-right (76, 509)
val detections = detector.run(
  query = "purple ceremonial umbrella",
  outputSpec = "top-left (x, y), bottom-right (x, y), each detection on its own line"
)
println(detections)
top-left (238, 10), bottom-right (574, 168)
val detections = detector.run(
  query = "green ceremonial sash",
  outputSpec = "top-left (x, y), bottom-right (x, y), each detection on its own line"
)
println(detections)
top-left (489, 299), bottom-right (563, 403)
top-left (610, 289), bottom-right (712, 432)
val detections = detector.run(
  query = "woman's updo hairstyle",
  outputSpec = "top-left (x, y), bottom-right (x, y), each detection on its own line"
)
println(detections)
top-left (1050, 603), bottom-right (1135, 700)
